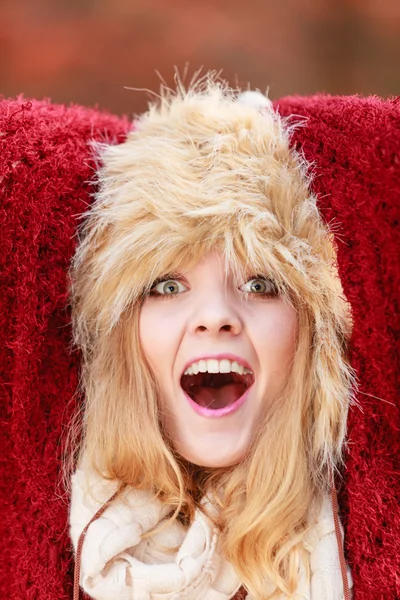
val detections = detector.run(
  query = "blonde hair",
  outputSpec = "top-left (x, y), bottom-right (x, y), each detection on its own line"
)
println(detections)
top-left (68, 77), bottom-right (356, 598)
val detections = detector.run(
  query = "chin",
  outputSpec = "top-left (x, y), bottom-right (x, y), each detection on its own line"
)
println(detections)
top-left (176, 442), bottom-right (248, 469)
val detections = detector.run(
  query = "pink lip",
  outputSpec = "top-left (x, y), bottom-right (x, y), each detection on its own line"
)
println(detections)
top-left (181, 353), bottom-right (253, 375)
top-left (182, 383), bottom-right (254, 418)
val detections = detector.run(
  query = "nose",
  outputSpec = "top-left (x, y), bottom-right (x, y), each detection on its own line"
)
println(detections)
top-left (188, 291), bottom-right (243, 337)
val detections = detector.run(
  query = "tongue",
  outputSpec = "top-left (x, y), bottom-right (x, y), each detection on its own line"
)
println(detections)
top-left (191, 383), bottom-right (245, 409)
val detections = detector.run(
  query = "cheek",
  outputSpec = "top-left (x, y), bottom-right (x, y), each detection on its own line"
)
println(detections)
top-left (138, 302), bottom-right (181, 381)
top-left (138, 306), bottom-right (159, 366)
top-left (254, 304), bottom-right (298, 371)
top-left (139, 305), bottom-right (183, 447)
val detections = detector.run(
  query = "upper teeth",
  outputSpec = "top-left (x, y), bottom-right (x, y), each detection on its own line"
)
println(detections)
top-left (183, 359), bottom-right (252, 376)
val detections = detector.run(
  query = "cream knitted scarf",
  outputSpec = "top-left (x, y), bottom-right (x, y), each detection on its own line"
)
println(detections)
top-left (70, 468), bottom-right (352, 600)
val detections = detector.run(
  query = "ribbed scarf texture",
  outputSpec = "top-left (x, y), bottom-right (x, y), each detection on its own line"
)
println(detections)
top-left (70, 467), bottom-right (351, 599)
top-left (0, 94), bottom-right (399, 599)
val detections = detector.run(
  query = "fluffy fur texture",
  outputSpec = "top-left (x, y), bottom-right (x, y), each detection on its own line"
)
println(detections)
top-left (0, 88), bottom-right (398, 599)
top-left (69, 81), bottom-right (356, 597)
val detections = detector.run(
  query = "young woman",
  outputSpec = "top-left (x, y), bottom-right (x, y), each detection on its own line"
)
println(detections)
top-left (68, 79), bottom-right (355, 599)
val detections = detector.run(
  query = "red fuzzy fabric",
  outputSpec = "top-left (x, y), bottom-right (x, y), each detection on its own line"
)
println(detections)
top-left (274, 95), bottom-right (400, 600)
top-left (1, 95), bottom-right (399, 599)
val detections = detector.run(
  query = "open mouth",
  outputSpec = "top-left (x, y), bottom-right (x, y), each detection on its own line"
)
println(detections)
top-left (180, 370), bottom-right (255, 411)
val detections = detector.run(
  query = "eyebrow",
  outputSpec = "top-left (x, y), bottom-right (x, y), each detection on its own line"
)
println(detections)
top-left (150, 272), bottom-right (185, 285)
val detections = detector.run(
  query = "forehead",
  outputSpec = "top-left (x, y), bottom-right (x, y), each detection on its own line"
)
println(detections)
top-left (179, 251), bottom-right (240, 282)
top-left (156, 248), bottom-right (267, 282)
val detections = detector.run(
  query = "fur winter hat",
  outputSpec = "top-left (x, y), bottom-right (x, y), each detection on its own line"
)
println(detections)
top-left (71, 79), bottom-right (355, 476)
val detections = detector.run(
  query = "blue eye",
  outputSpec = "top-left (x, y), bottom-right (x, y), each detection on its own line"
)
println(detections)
top-left (241, 278), bottom-right (278, 297)
top-left (147, 276), bottom-right (278, 299)
top-left (151, 279), bottom-right (188, 296)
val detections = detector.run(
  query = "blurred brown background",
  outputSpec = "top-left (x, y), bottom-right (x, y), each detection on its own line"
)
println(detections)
top-left (1, 0), bottom-right (399, 117)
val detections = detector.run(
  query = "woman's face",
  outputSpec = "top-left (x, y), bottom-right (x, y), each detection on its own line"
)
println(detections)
top-left (139, 251), bottom-right (298, 467)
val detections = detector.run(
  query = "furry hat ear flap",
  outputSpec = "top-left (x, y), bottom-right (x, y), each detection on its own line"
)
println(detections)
top-left (70, 78), bottom-right (356, 484)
